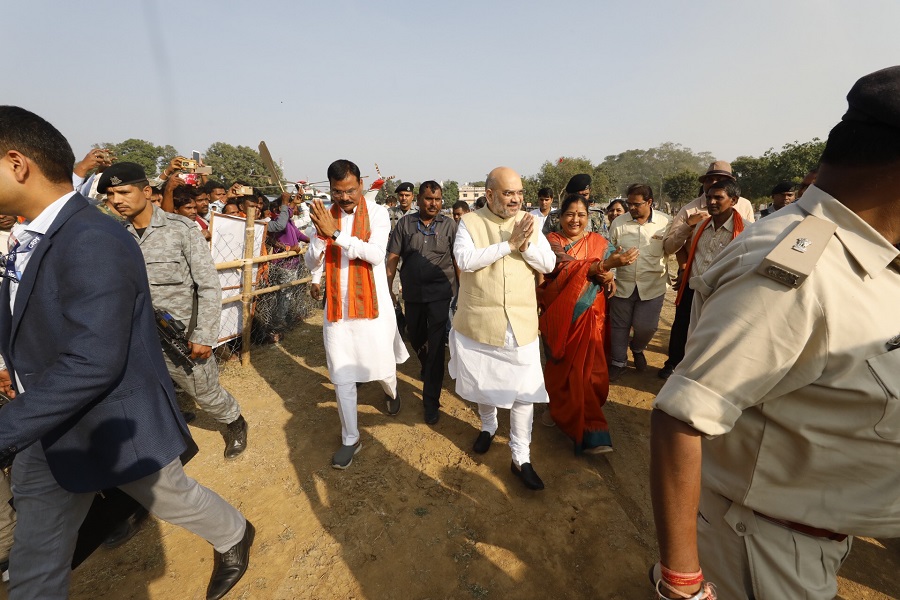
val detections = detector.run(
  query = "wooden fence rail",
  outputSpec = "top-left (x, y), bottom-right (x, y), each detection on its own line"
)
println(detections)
top-left (213, 206), bottom-right (312, 366)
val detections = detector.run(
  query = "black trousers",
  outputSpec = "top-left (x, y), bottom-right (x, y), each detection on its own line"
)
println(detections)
top-left (663, 285), bottom-right (694, 370)
top-left (404, 299), bottom-right (451, 416)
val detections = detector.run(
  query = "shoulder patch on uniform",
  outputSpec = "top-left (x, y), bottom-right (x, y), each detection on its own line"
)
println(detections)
top-left (756, 215), bottom-right (837, 288)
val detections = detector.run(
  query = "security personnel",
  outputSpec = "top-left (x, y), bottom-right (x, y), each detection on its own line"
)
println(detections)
top-left (388, 181), bottom-right (416, 230)
top-left (649, 66), bottom-right (900, 600)
top-left (541, 174), bottom-right (605, 235)
top-left (99, 163), bottom-right (249, 460)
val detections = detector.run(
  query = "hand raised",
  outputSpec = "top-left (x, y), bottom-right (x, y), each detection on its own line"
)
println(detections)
top-left (509, 213), bottom-right (534, 252)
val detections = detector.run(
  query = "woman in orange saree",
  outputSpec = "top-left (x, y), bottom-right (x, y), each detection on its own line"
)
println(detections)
top-left (538, 195), bottom-right (626, 454)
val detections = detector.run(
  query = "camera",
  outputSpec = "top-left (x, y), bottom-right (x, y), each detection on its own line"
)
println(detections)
top-left (178, 159), bottom-right (199, 170)
top-left (236, 185), bottom-right (254, 196)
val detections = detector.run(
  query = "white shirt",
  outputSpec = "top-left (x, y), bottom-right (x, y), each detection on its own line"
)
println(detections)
top-left (454, 219), bottom-right (555, 276)
top-left (529, 208), bottom-right (550, 231)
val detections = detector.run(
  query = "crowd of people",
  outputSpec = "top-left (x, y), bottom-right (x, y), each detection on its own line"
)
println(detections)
top-left (0, 64), bottom-right (898, 600)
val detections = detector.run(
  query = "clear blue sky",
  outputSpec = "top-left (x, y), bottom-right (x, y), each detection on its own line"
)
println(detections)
top-left (7, 0), bottom-right (898, 184)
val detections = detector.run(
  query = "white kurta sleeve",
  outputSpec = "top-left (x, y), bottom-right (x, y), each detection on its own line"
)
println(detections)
top-left (333, 202), bottom-right (389, 266)
top-left (454, 220), bottom-right (512, 272)
top-left (521, 231), bottom-right (555, 274)
top-left (305, 233), bottom-right (326, 279)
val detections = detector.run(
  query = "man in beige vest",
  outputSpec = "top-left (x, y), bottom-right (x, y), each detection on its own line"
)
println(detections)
top-left (449, 167), bottom-right (556, 490)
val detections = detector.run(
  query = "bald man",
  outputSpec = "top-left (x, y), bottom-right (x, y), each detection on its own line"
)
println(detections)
top-left (449, 167), bottom-right (556, 490)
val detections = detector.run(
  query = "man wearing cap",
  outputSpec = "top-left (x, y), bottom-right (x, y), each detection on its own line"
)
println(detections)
top-left (100, 162), bottom-right (249, 461)
top-left (542, 174), bottom-right (605, 235)
top-left (649, 66), bottom-right (900, 600)
top-left (388, 182), bottom-right (416, 334)
top-left (760, 181), bottom-right (796, 217)
top-left (0, 107), bottom-right (253, 600)
top-left (389, 182), bottom-right (416, 230)
top-left (658, 161), bottom-right (756, 380)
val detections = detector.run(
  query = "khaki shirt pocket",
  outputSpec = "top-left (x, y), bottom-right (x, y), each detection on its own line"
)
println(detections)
top-left (867, 350), bottom-right (900, 440)
top-left (644, 233), bottom-right (665, 257)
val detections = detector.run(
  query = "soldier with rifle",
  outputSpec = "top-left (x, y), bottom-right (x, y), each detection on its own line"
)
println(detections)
top-left (99, 163), bottom-right (249, 460)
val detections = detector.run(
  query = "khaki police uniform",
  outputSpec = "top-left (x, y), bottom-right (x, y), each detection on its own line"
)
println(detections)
top-left (125, 206), bottom-right (241, 425)
top-left (653, 186), bottom-right (900, 599)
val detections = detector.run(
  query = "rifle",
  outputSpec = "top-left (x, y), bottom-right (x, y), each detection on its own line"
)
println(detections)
top-left (154, 309), bottom-right (196, 373)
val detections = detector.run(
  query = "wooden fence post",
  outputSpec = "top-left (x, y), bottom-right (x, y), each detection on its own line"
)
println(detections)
top-left (240, 206), bottom-right (256, 366)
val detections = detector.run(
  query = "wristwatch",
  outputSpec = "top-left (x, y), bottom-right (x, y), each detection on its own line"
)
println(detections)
top-left (331, 229), bottom-right (341, 240)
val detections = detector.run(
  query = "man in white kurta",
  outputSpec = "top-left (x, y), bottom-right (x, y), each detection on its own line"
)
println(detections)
top-left (306, 160), bottom-right (408, 469)
top-left (449, 167), bottom-right (555, 490)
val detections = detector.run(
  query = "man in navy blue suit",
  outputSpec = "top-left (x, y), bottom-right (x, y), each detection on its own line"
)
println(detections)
top-left (0, 106), bottom-right (254, 600)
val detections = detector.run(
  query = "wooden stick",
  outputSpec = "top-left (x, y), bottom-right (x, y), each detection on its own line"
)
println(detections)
top-left (221, 276), bottom-right (312, 306)
top-left (240, 207), bottom-right (256, 366)
top-left (215, 248), bottom-right (306, 271)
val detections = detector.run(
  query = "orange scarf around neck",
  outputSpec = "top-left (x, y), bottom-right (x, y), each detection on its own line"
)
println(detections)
top-left (325, 199), bottom-right (379, 322)
top-left (676, 210), bottom-right (744, 306)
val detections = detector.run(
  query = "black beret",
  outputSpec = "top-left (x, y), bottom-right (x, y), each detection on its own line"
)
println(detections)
top-left (97, 162), bottom-right (149, 194)
top-left (770, 181), bottom-right (794, 196)
top-left (396, 182), bottom-right (414, 193)
top-left (771, 181), bottom-right (795, 195)
top-left (842, 65), bottom-right (900, 129)
top-left (565, 174), bottom-right (592, 193)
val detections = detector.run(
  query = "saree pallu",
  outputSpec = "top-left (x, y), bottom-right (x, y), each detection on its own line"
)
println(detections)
top-left (538, 232), bottom-right (611, 453)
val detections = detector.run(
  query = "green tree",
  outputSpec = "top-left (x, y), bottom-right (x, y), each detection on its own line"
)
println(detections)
top-left (441, 180), bottom-right (459, 208)
top-left (203, 142), bottom-right (281, 191)
top-left (600, 142), bottom-right (713, 198)
top-left (732, 139), bottom-right (824, 200)
top-left (97, 139), bottom-right (170, 178)
top-left (662, 169), bottom-right (702, 207)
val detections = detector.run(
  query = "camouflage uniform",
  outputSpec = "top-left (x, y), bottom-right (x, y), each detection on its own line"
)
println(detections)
top-left (388, 206), bottom-right (415, 231)
top-left (125, 205), bottom-right (241, 425)
top-left (541, 206), bottom-right (606, 237)
top-left (387, 207), bottom-right (415, 303)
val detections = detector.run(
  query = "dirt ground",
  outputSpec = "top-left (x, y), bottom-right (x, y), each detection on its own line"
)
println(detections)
top-left (22, 293), bottom-right (897, 599)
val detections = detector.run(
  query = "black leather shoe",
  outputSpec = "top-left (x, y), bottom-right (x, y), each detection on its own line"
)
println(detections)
top-left (103, 506), bottom-right (150, 549)
top-left (424, 411), bottom-right (440, 425)
top-left (224, 415), bottom-right (248, 459)
top-left (386, 391), bottom-right (401, 416)
top-left (658, 365), bottom-right (675, 380)
top-left (207, 521), bottom-right (255, 600)
top-left (472, 431), bottom-right (494, 454)
top-left (511, 462), bottom-right (545, 490)
top-left (182, 411), bottom-right (197, 424)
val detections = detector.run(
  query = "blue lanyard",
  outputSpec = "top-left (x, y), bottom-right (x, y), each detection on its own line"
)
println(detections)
top-left (3, 234), bottom-right (42, 283)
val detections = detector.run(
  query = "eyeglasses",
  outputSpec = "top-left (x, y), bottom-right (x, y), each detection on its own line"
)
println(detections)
top-left (626, 201), bottom-right (648, 209)
top-left (331, 188), bottom-right (358, 199)
top-left (498, 190), bottom-right (525, 199)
